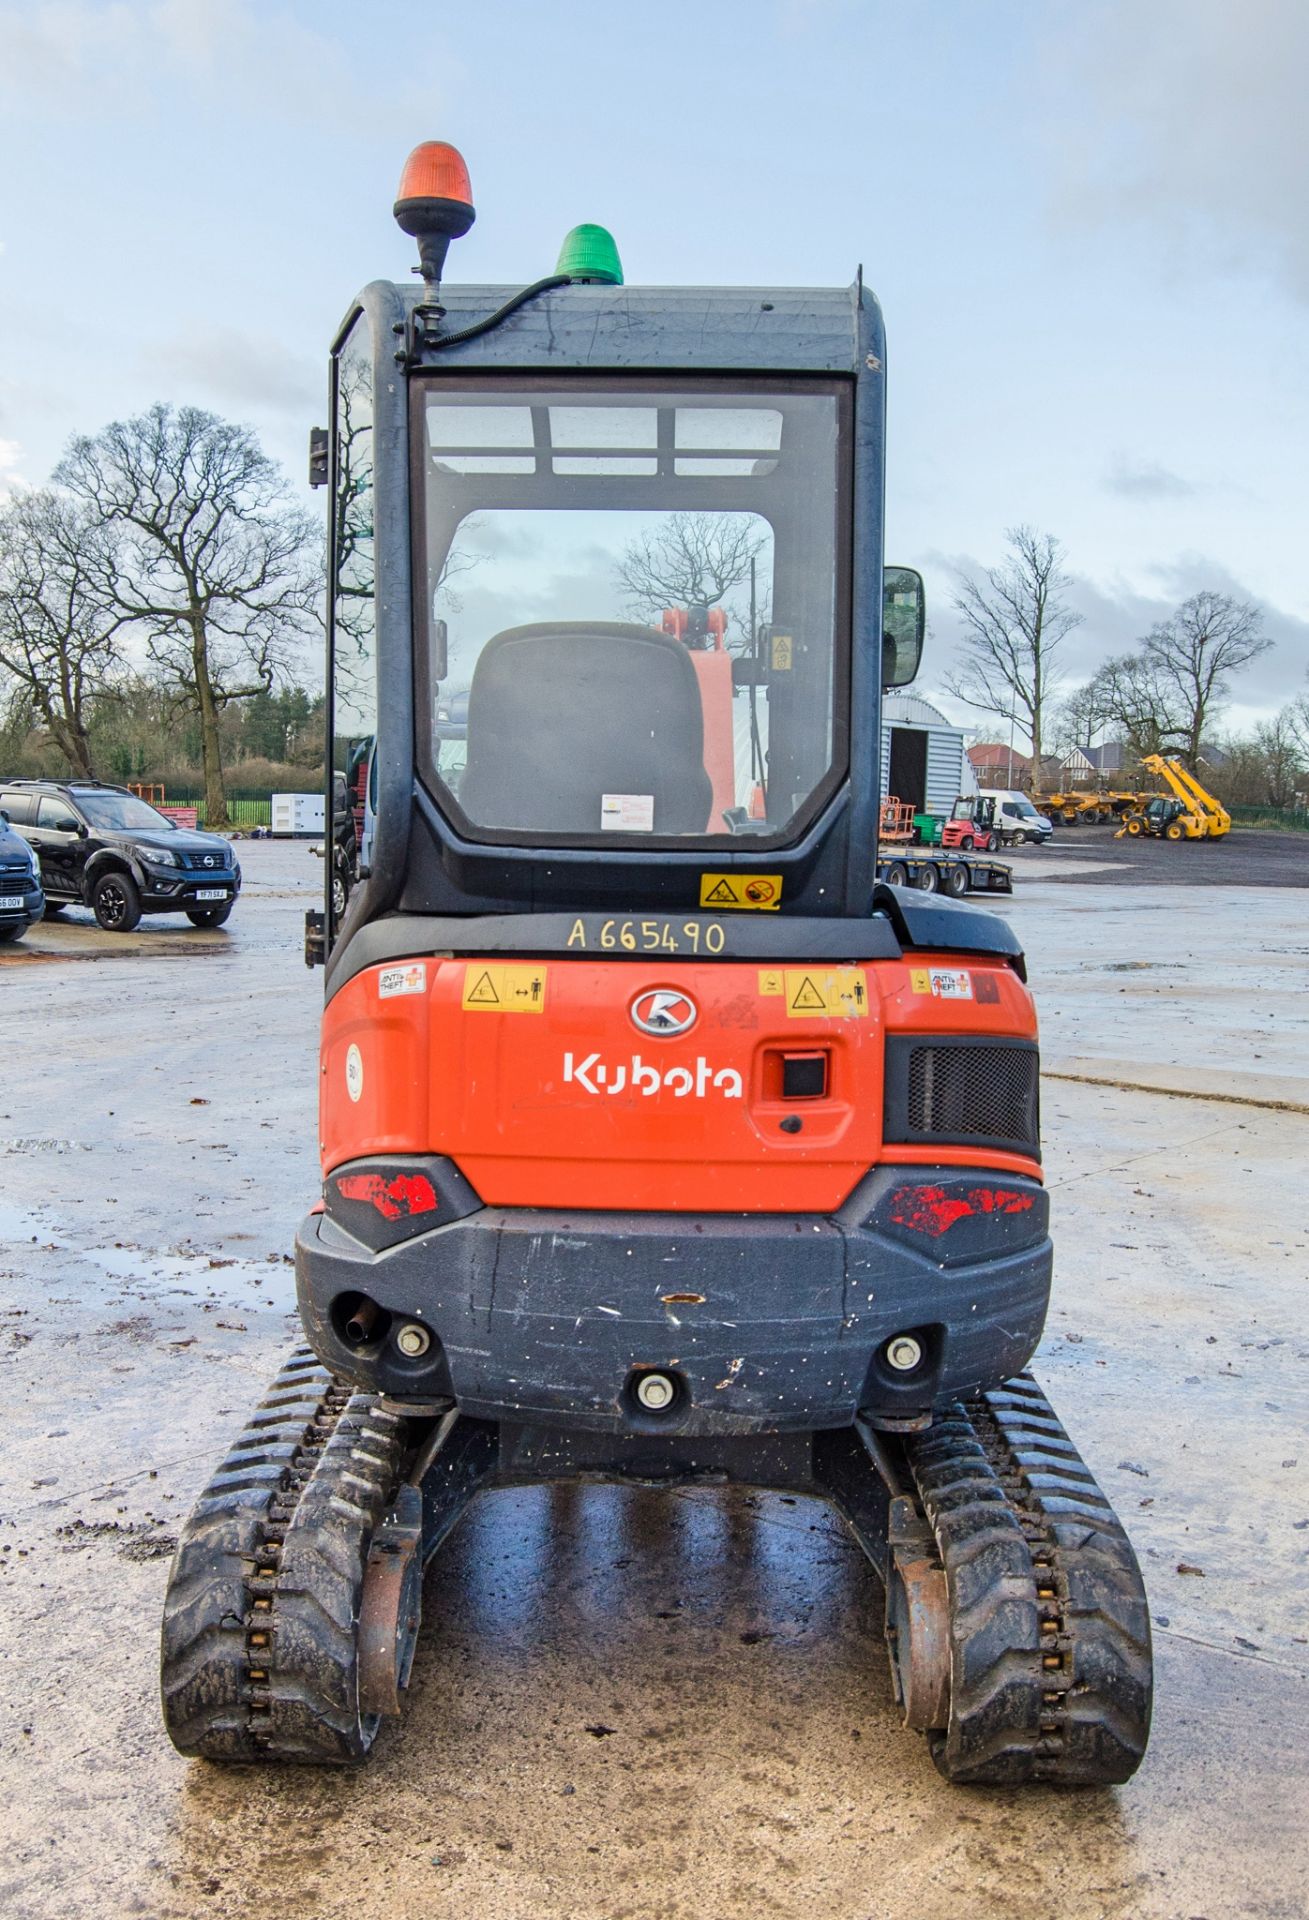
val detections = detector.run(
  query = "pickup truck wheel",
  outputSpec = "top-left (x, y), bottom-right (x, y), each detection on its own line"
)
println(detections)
top-left (915, 863), bottom-right (941, 893)
top-left (92, 871), bottom-right (142, 933)
top-left (186, 903), bottom-right (234, 928)
top-left (331, 872), bottom-right (349, 920)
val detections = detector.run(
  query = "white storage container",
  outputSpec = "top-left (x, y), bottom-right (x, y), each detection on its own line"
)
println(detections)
top-left (271, 792), bottom-right (326, 836)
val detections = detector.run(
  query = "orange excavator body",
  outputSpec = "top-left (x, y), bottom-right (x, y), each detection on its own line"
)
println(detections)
top-left (320, 949), bottom-right (1041, 1214)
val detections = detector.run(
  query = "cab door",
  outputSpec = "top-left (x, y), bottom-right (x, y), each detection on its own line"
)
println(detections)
top-left (32, 795), bottom-right (87, 897)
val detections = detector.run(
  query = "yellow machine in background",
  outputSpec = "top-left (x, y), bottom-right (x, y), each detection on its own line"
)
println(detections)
top-left (1032, 789), bottom-right (1137, 825)
top-left (1117, 756), bottom-right (1231, 841)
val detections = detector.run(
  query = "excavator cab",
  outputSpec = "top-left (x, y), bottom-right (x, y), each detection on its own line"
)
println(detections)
top-left (161, 144), bottom-right (1151, 1785)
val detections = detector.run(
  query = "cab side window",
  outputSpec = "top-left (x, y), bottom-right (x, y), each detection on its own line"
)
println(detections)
top-left (37, 797), bottom-right (80, 832)
top-left (328, 312), bottom-right (375, 936)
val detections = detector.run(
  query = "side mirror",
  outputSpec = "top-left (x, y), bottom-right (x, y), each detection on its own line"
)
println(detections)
top-left (431, 616), bottom-right (448, 683)
top-left (75, 822), bottom-right (90, 837)
top-left (882, 566), bottom-right (925, 689)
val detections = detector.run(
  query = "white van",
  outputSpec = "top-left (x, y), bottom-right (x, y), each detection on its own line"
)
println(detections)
top-left (977, 790), bottom-right (1054, 846)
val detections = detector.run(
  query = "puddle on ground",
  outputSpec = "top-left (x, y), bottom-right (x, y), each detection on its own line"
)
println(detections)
top-left (0, 1197), bottom-right (276, 1288)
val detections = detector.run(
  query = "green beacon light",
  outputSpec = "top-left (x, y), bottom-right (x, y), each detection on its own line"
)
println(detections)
top-left (555, 223), bottom-right (624, 285)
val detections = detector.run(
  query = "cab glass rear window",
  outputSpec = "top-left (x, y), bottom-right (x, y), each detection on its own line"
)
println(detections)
top-left (414, 377), bottom-right (849, 848)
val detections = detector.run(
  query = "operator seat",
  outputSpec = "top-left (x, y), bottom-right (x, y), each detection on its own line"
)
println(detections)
top-left (458, 621), bottom-right (715, 834)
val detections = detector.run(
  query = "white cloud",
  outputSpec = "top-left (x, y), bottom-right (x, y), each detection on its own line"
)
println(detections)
top-left (1042, 0), bottom-right (1309, 299)
top-left (1104, 454), bottom-right (1197, 502)
top-left (0, 0), bottom-right (435, 124)
top-left (0, 435), bottom-right (26, 495)
top-left (147, 326), bottom-right (321, 419)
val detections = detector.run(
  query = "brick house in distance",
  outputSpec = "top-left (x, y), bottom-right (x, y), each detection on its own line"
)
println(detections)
top-left (967, 741), bottom-right (1032, 788)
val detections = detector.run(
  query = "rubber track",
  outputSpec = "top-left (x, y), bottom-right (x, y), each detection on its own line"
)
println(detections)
top-left (904, 1371), bottom-right (1152, 1786)
top-left (160, 1347), bottom-right (409, 1764)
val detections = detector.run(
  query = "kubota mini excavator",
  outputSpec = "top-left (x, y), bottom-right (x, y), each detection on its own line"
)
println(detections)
top-left (160, 144), bottom-right (1152, 1784)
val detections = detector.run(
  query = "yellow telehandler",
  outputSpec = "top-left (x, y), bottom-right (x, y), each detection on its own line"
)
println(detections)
top-left (1116, 756), bottom-right (1231, 841)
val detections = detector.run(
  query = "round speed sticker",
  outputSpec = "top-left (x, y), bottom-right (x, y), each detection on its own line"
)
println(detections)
top-left (345, 1043), bottom-right (364, 1103)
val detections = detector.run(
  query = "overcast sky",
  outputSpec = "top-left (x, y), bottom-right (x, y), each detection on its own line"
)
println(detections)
top-left (1, 0), bottom-right (1305, 741)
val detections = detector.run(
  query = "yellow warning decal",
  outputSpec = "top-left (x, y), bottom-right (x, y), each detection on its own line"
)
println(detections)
top-left (461, 963), bottom-right (548, 1012)
top-left (783, 968), bottom-right (869, 1018)
top-left (758, 969), bottom-right (785, 996)
top-left (770, 633), bottom-right (793, 671)
top-left (699, 873), bottom-right (782, 911)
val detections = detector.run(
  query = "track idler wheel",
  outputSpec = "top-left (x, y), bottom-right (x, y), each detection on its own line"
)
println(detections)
top-left (358, 1484), bottom-right (425, 1718)
top-left (884, 1496), bottom-right (950, 1732)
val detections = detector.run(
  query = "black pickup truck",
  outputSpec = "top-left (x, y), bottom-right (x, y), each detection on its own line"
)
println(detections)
top-left (0, 779), bottom-right (241, 932)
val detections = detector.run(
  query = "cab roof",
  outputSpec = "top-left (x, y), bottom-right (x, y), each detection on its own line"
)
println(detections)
top-left (383, 278), bottom-right (882, 377)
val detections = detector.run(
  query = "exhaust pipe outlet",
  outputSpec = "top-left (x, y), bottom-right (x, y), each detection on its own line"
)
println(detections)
top-left (342, 1293), bottom-right (381, 1346)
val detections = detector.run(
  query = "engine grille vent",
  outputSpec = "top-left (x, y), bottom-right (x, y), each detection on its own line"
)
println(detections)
top-left (885, 1036), bottom-right (1040, 1159)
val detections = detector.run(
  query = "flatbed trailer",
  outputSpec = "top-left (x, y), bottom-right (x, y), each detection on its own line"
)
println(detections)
top-left (876, 846), bottom-right (1013, 897)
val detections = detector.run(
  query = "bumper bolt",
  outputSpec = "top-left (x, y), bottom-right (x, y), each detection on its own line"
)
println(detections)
top-left (395, 1322), bottom-right (431, 1359)
top-left (635, 1371), bottom-right (676, 1411)
top-left (886, 1335), bottom-right (924, 1373)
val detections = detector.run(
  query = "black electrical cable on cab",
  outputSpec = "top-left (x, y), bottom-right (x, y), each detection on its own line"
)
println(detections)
top-left (424, 274), bottom-right (572, 350)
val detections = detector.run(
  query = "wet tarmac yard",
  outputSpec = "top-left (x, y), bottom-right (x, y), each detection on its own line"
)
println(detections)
top-left (1, 841), bottom-right (1307, 1919)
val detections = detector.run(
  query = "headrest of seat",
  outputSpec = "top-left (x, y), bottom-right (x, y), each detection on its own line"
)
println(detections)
top-left (457, 622), bottom-right (715, 835)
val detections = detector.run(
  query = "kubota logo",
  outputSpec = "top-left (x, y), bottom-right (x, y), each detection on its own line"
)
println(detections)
top-left (630, 988), bottom-right (697, 1037)
top-left (563, 1052), bottom-right (743, 1099)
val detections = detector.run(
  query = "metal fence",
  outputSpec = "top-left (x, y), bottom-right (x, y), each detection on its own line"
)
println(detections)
top-left (201, 798), bottom-right (273, 828)
top-left (161, 787), bottom-right (317, 830)
top-left (1228, 804), bottom-right (1309, 832)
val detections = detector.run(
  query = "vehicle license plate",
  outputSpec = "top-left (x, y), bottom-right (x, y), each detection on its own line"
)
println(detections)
top-left (0, 895), bottom-right (23, 910)
top-left (195, 889), bottom-right (229, 902)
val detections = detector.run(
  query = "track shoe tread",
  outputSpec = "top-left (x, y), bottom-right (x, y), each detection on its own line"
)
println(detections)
top-left (901, 1371), bottom-right (1152, 1786)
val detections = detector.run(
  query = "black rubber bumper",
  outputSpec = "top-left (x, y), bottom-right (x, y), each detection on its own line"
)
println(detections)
top-left (296, 1164), bottom-right (1051, 1437)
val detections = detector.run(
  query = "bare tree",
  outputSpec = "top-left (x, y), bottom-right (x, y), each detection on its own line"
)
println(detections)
top-left (944, 527), bottom-right (1082, 777)
top-left (1138, 592), bottom-right (1272, 769)
top-left (1251, 709), bottom-right (1306, 807)
top-left (56, 405), bottom-right (321, 827)
top-left (1084, 650), bottom-right (1182, 764)
top-left (0, 488), bottom-right (126, 777)
top-left (1286, 683), bottom-right (1309, 766)
top-left (1049, 677), bottom-right (1113, 761)
top-left (615, 512), bottom-right (768, 639)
